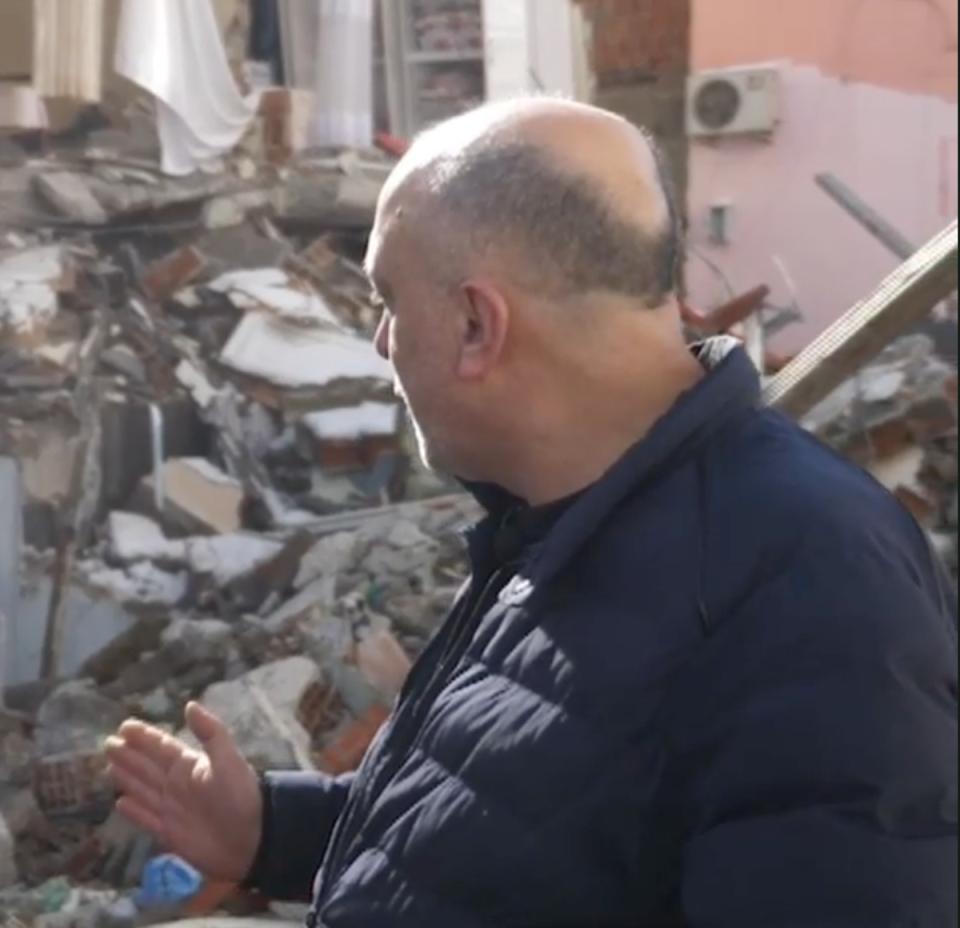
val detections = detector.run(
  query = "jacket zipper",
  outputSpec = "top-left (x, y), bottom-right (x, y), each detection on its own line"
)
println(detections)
top-left (317, 564), bottom-right (513, 904)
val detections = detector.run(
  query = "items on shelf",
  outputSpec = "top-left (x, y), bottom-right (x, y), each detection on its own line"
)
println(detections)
top-left (417, 63), bottom-right (484, 123)
top-left (411, 0), bottom-right (483, 54)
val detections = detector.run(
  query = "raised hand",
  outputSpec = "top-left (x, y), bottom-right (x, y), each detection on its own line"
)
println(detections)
top-left (105, 702), bottom-right (263, 882)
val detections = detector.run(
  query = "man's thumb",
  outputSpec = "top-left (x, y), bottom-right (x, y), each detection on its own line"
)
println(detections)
top-left (185, 702), bottom-right (233, 757)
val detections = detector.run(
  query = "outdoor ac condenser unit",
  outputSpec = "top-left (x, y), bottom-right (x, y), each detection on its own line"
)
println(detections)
top-left (686, 66), bottom-right (781, 139)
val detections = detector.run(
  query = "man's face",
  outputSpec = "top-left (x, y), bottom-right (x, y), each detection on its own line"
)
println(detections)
top-left (366, 180), bottom-right (514, 482)
top-left (367, 218), bottom-right (463, 474)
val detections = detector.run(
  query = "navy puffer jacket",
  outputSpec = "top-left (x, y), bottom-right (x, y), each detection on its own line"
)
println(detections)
top-left (249, 341), bottom-right (958, 927)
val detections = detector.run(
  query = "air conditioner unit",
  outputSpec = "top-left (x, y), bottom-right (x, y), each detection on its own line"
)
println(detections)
top-left (686, 67), bottom-right (781, 139)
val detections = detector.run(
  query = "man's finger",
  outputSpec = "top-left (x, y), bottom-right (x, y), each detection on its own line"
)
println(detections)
top-left (107, 762), bottom-right (163, 812)
top-left (104, 744), bottom-right (166, 793)
top-left (116, 795), bottom-right (164, 838)
top-left (114, 721), bottom-right (191, 770)
top-left (185, 702), bottom-right (231, 752)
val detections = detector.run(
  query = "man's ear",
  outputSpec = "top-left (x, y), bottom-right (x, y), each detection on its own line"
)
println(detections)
top-left (456, 280), bottom-right (509, 381)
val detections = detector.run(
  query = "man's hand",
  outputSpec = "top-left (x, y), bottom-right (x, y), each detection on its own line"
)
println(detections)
top-left (105, 702), bottom-right (263, 883)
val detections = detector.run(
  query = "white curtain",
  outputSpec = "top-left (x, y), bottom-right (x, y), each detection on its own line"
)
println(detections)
top-left (279, 0), bottom-right (375, 149)
top-left (33, 0), bottom-right (105, 102)
top-left (276, 0), bottom-right (320, 92)
top-left (115, 0), bottom-right (260, 176)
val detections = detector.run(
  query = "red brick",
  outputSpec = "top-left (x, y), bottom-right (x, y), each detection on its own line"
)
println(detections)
top-left (140, 245), bottom-right (207, 302)
top-left (575, 0), bottom-right (691, 87)
top-left (317, 705), bottom-right (391, 776)
top-left (33, 750), bottom-right (111, 817)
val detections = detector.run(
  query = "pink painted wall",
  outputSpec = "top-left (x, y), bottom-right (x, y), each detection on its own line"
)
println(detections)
top-left (686, 0), bottom-right (958, 352)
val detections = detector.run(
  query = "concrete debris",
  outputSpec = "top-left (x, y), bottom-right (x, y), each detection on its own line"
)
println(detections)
top-left (0, 486), bottom-right (476, 908)
top-left (804, 332), bottom-right (958, 578)
top-left (0, 54), bottom-right (474, 920)
top-left (0, 247), bottom-right (73, 348)
top-left (2, 26), bottom-right (956, 925)
top-left (181, 657), bottom-right (321, 770)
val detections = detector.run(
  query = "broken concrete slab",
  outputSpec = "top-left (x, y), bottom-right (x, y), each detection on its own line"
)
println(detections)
top-left (160, 618), bottom-right (233, 666)
top-left (76, 560), bottom-right (189, 609)
top-left (185, 657), bottom-right (324, 770)
top-left (33, 681), bottom-right (126, 757)
top-left (219, 310), bottom-right (391, 393)
top-left (31, 172), bottom-right (109, 226)
top-left (208, 267), bottom-right (341, 326)
top-left (137, 458), bottom-right (244, 536)
top-left (107, 512), bottom-right (176, 563)
top-left (201, 187), bottom-right (279, 230)
top-left (277, 161), bottom-right (384, 229)
top-left (294, 528), bottom-right (356, 583)
top-left (9, 571), bottom-right (140, 688)
top-left (183, 534), bottom-right (284, 585)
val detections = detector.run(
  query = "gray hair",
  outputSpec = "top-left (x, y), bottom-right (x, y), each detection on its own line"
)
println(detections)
top-left (419, 136), bottom-right (682, 309)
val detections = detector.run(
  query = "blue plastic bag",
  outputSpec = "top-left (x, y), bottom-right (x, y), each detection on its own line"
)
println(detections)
top-left (134, 854), bottom-right (203, 909)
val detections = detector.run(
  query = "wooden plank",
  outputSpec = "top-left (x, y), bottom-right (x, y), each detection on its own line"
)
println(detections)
top-left (40, 311), bottom-right (108, 680)
top-left (764, 220), bottom-right (958, 419)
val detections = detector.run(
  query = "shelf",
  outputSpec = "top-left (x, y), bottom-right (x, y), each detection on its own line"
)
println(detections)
top-left (384, 0), bottom-right (487, 136)
top-left (407, 49), bottom-right (484, 65)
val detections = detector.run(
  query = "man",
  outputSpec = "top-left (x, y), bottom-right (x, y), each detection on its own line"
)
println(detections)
top-left (106, 98), bottom-right (958, 927)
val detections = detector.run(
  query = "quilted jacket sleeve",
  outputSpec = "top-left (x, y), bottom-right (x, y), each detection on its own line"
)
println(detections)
top-left (246, 771), bottom-right (355, 902)
top-left (673, 534), bottom-right (958, 927)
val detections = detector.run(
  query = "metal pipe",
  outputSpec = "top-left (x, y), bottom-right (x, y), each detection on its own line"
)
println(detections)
top-left (814, 172), bottom-right (917, 260)
top-left (149, 403), bottom-right (166, 513)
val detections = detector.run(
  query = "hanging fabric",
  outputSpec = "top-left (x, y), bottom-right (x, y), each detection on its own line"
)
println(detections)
top-left (276, 0), bottom-right (319, 92)
top-left (114, 0), bottom-right (259, 177)
top-left (32, 0), bottom-right (105, 102)
top-left (310, 0), bottom-right (375, 148)
top-left (275, 0), bottom-right (374, 148)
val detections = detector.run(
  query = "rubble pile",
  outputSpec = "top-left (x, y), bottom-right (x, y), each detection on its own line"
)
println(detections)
top-left (1, 84), bottom-right (480, 918)
top-left (804, 332), bottom-right (959, 577)
top-left (3, 53), bottom-right (957, 922)
top-left (918, 428), bottom-right (958, 578)
top-left (2, 493), bottom-right (477, 915)
top-left (0, 85), bottom-right (437, 533)
top-left (0, 97), bottom-right (465, 616)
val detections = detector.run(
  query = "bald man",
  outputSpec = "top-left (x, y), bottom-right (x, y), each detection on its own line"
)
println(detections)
top-left (107, 99), bottom-right (958, 927)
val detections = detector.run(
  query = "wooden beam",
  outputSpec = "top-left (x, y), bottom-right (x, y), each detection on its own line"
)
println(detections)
top-left (764, 220), bottom-right (958, 419)
top-left (708, 285), bottom-right (770, 335)
top-left (681, 285), bottom-right (770, 336)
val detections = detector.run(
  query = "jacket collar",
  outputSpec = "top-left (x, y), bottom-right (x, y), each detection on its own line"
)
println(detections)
top-left (459, 337), bottom-right (760, 583)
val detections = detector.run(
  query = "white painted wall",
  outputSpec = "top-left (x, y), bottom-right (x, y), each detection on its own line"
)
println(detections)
top-left (686, 67), bottom-right (958, 352)
top-left (482, 0), bottom-right (591, 101)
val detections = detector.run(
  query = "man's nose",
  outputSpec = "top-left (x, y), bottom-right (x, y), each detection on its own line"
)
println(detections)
top-left (373, 313), bottom-right (390, 360)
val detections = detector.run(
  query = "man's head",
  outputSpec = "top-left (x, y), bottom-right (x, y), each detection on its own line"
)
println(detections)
top-left (365, 97), bottom-right (697, 499)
